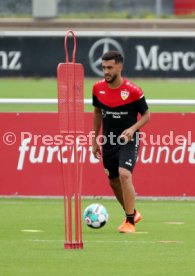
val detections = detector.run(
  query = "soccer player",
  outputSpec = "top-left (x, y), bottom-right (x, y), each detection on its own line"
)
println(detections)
top-left (92, 51), bottom-right (150, 233)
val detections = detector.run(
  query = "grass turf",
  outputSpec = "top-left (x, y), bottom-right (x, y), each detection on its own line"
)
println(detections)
top-left (0, 78), bottom-right (195, 112)
top-left (0, 198), bottom-right (194, 276)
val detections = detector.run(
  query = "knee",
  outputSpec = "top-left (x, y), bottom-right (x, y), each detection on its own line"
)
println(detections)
top-left (119, 167), bottom-right (131, 181)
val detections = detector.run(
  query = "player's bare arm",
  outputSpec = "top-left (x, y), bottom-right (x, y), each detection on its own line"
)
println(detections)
top-left (92, 107), bottom-right (102, 159)
top-left (120, 110), bottom-right (150, 141)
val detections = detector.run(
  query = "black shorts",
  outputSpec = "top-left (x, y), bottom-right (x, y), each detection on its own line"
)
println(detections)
top-left (102, 138), bottom-right (139, 179)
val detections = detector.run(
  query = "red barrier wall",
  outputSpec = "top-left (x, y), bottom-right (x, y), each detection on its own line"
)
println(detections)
top-left (0, 113), bottom-right (195, 196)
top-left (174, 0), bottom-right (195, 14)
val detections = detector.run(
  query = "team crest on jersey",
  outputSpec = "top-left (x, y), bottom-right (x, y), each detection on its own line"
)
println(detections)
top-left (121, 90), bottom-right (129, 100)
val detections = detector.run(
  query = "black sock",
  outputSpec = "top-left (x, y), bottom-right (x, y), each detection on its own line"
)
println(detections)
top-left (124, 209), bottom-right (136, 214)
top-left (126, 213), bottom-right (135, 225)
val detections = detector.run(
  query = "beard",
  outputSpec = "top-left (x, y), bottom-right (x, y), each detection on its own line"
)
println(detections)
top-left (104, 74), bottom-right (117, 83)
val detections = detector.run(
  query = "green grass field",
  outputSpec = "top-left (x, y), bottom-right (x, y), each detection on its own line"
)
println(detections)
top-left (0, 198), bottom-right (194, 276)
top-left (0, 78), bottom-right (195, 112)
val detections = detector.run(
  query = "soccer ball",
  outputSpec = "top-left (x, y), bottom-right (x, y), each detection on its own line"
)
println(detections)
top-left (83, 203), bottom-right (109, 229)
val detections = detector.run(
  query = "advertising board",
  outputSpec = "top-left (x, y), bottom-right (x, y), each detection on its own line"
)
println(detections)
top-left (1, 112), bottom-right (194, 196)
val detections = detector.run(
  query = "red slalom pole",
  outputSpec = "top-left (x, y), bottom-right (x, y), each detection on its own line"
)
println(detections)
top-left (57, 30), bottom-right (84, 249)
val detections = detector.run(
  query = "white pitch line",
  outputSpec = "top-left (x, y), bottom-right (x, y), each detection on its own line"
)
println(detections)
top-left (158, 240), bottom-right (184, 244)
top-left (21, 229), bottom-right (44, 233)
top-left (27, 239), bottom-right (155, 244)
top-left (164, 221), bottom-right (185, 225)
top-left (85, 240), bottom-right (154, 244)
top-left (133, 231), bottom-right (148, 234)
top-left (26, 239), bottom-right (184, 244)
top-left (27, 239), bottom-right (62, 242)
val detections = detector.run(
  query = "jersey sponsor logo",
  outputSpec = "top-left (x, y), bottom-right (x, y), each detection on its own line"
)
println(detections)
top-left (121, 90), bottom-right (129, 100)
top-left (99, 90), bottom-right (105, 94)
top-left (102, 110), bottom-right (128, 119)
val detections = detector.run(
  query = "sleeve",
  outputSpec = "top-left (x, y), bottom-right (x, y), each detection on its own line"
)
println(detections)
top-left (92, 84), bottom-right (100, 108)
top-left (132, 84), bottom-right (144, 101)
top-left (93, 94), bottom-right (100, 108)
top-left (134, 96), bottom-right (149, 115)
top-left (130, 82), bottom-right (148, 114)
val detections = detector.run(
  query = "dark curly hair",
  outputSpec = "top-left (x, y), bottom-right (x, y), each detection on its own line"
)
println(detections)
top-left (101, 51), bottom-right (123, 64)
